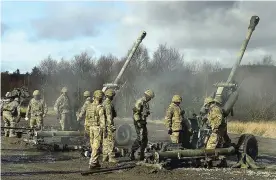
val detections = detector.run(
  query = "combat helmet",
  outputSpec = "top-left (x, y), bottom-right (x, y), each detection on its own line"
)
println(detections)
top-left (105, 89), bottom-right (115, 97)
top-left (213, 96), bottom-right (222, 104)
top-left (61, 87), bottom-right (68, 93)
top-left (204, 96), bottom-right (214, 105)
top-left (172, 95), bottom-right (182, 103)
top-left (14, 97), bottom-right (19, 101)
top-left (83, 91), bottom-right (90, 97)
top-left (144, 89), bottom-right (155, 99)
top-left (33, 90), bottom-right (40, 96)
top-left (93, 90), bottom-right (104, 99)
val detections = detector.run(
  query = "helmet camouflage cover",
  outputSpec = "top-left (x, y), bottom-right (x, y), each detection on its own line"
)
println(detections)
top-left (144, 89), bottom-right (155, 98)
top-left (204, 96), bottom-right (214, 105)
top-left (105, 89), bottom-right (115, 97)
top-left (93, 90), bottom-right (104, 99)
top-left (33, 90), bottom-right (40, 96)
top-left (83, 91), bottom-right (90, 97)
top-left (172, 95), bottom-right (182, 103)
top-left (61, 87), bottom-right (68, 93)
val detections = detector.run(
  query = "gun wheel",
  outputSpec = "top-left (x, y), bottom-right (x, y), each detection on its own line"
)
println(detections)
top-left (115, 123), bottom-right (132, 146)
top-left (236, 134), bottom-right (258, 161)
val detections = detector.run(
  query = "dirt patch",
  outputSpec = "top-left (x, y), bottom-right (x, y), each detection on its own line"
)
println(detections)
top-left (1, 115), bottom-right (276, 180)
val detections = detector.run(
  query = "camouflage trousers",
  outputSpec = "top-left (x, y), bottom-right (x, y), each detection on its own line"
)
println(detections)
top-left (131, 124), bottom-right (148, 156)
top-left (102, 129), bottom-right (116, 161)
top-left (60, 113), bottom-right (71, 131)
top-left (170, 130), bottom-right (191, 148)
top-left (89, 126), bottom-right (102, 165)
top-left (206, 125), bottom-right (230, 149)
top-left (170, 131), bottom-right (184, 143)
top-left (30, 116), bottom-right (43, 129)
top-left (2, 111), bottom-right (16, 137)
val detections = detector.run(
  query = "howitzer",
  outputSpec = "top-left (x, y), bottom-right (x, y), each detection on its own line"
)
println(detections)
top-left (211, 16), bottom-right (260, 117)
top-left (1, 126), bottom-right (35, 138)
top-left (193, 16), bottom-right (260, 148)
top-left (102, 31), bottom-right (147, 92)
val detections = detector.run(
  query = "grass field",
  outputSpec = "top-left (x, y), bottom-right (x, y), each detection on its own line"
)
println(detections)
top-left (147, 119), bottom-right (276, 139)
top-left (228, 121), bottom-right (276, 139)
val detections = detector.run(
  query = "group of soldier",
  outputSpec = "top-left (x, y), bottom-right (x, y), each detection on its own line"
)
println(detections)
top-left (1, 86), bottom-right (230, 170)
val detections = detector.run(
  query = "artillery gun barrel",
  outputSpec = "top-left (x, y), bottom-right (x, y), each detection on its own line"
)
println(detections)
top-left (1, 126), bottom-right (33, 131)
top-left (34, 131), bottom-right (85, 137)
top-left (113, 31), bottom-right (147, 85)
top-left (226, 16), bottom-right (259, 83)
top-left (154, 146), bottom-right (236, 163)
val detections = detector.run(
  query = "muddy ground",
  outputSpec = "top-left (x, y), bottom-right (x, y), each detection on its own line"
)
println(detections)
top-left (1, 116), bottom-right (276, 180)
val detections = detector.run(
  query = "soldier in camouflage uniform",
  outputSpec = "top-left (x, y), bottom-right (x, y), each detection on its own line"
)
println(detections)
top-left (2, 97), bottom-right (20, 137)
top-left (25, 90), bottom-right (48, 129)
top-left (77, 90), bottom-right (92, 133)
top-left (130, 89), bottom-right (155, 161)
top-left (54, 87), bottom-right (72, 131)
top-left (102, 89), bottom-right (118, 163)
top-left (85, 90), bottom-right (106, 169)
top-left (165, 95), bottom-right (192, 147)
top-left (205, 97), bottom-right (231, 149)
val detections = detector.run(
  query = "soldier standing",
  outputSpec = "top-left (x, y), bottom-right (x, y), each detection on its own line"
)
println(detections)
top-left (130, 89), bottom-right (155, 161)
top-left (2, 97), bottom-right (20, 137)
top-left (205, 97), bottom-right (231, 149)
top-left (25, 90), bottom-right (48, 129)
top-left (54, 87), bottom-right (72, 131)
top-left (77, 90), bottom-right (92, 133)
top-left (102, 89), bottom-right (118, 163)
top-left (164, 95), bottom-right (191, 147)
top-left (85, 90), bottom-right (106, 169)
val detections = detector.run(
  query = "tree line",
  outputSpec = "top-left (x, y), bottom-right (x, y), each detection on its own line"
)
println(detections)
top-left (1, 43), bottom-right (276, 121)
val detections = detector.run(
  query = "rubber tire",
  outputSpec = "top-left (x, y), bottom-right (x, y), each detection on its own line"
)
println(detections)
top-left (115, 123), bottom-right (132, 146)
top-left (236, 134), bottom-right (258, 161)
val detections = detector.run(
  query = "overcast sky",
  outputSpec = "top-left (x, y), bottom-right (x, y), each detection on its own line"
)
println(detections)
top-left (1, 1), bottom-right (275, 73)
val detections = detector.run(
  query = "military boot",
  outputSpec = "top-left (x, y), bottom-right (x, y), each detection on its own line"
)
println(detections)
top-left (102, 155), bottom-right (108, 162)
top-left (109, 157), bottom-right (118, 163)
top-left (89, 163), bottom-right (101, 170)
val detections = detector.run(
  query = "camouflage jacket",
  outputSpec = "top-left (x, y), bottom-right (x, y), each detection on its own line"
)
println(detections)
top-left (2, 100), bottom-right (20, 116)
top-left (165, 102), bottom-right (189, 131)
top-left (103, 98), bottom-right (117, 128)
top-left (132, 97), bottom-right (150, 123)
top-left (207, 103), bottom-right (225, 130)
top-left (26, 98), bottom-right (48, 117)
top-left (85, 100), bottom-right (106, 128)
top-left (54, 94), bottom-right (71, 114)
top-left (78, 97), bottom-right (92, 120)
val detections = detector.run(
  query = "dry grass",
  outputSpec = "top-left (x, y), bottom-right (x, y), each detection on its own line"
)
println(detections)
top-left (148, 119), bottom-right (276, 139)
top-left (228, 121), bottom-right (276, 138)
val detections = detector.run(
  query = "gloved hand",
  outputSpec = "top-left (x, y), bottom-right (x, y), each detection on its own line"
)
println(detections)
top-left (111, 126), bottom-right (116, 132)
top-left (43, 114), bottom-right (46, 118)
top-left (25, 117), bottom-right (29, 121)
top-left (168, 128), bottom-right (172, 135)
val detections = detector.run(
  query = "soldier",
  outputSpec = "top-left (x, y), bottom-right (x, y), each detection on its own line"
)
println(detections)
top-left (130, 89), bottom-right (155, 161)
top-left (102, 89), bottom-right (118, 163)
top-left (2, 97), bottom-right (20, 137)
top-left (77, 90), bottom-right (92, 133)
top-left (25, 90), bottom-right (48, 129)
top-left (85, 90), bottom-right (106, 169)
top-left (205, 97), bottom-right (231, 149)
top-left (164, 95), bottom-right (192, 147)
top-left (54, 87), bottom-right (72, 131)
